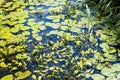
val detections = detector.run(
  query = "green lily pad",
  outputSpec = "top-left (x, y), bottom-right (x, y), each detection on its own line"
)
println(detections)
top-left (106, 76), bottom-right (117, 80)
top-left (38, 25), bottom-right (46, 30)
top-left (52, 19), bottom-right (60, 23)
top-left (21, 31), bottom-right (30, 36)
top-left (35, 36), bottom-right (42, 41)
top-left (96, 64), bottom-right (104, 70)
top-left (116, 73), bottom-right (120, 80)
top-left (50, 23), bottom-right (60, 29)
top-left (112, 63), bottom-right (120, 71)
top-left (101, 67), bottom-right (117, 76)
top-left (91, 74), bottom-right (105, 80)
top-left (20, 26), bottom-right (30, 31)
top-left (45, 22), bottom-right (52, 26)
top-left (37, 21), bottom-right (44, 25)
top-left (27, 21), bottom-right (36, 26)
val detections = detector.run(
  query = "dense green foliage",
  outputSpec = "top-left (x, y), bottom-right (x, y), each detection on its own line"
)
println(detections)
top-left (0, 0), bottom-right (120, 80)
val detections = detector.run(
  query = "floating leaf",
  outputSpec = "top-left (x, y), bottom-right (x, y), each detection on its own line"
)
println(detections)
top-left (64, 33), bottom-right (72, 40)
top-left (49, 67), bottom-right (55, 70)
top-left (15, 70), bottom-right (31, 80)
top-left (10, 27), bottom-right (19, 33)
top-left (73, 70), bottom-right (79, 75)
top-left (20, 26), bottom-right (30, 31)
top-left (27, 21), bottom-right (36, 26)
top-left (22, 31), bottom-right (30, 36)
top-left (0, 41), bottom-right (6, 47)
top-left (3, 33), bottom-right (14, 39)
top-left (28, 18), bottom-right (35, 22)
top-left (106, 76), bottom-right (117, 80)
top-left (46, 16), bottom-right (53, 20)
top-left (3, 2), bottom-right (13, 7)
top-left (49, 23), bottom-right (60, 29)
top-left (101, 67), bottom-right (116, 76)
top-left (96, 64), bottom-right (104, 70)
top-left (112, 63), bottom-right (120, 71)
top-left (45, 22), bottom-right (52, 26)
top-left (0, 62), bottom-right (7, 68)
top-left (32, 74), bottom-right (37, 80)
top-left (35, 36), bottom-right (42, 41)
top-left (37, 21), bottom-right (44, 26)
top-left (116, 73), bottom-right (120, 80)
top-left (38, 25), bottom-right (46, 30)
top-left (91, 74), bottom-right (105, 80)
top-left (38, 76), bottom-right (42, 80)
top-left (11, 67), bottom-right (18, 71)
top-left (52, 19), bottom-right (60, 23)
top-left (0, 74), bottom-right (13, 80)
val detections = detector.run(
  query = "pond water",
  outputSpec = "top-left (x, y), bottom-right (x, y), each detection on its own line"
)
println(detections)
top-left (0, 0), bottom-right (119, 80)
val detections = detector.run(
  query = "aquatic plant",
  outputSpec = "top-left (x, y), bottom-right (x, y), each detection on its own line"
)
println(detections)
top-left (0, 0), bottom-right (120, 80)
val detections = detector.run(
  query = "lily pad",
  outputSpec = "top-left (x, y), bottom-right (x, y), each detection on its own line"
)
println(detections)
top-left (22, 31), bottom-right (30, 36)
top-left (106, 76), bottom-right (117, 80)
top-left (91, 74), bottom-right (105, 80)
top-left (32, 74), bottom-right (37, 80)
top-left (0, 74), bottom-right (13, 80)
top-left (38, 25), bottom-right (46, 30)
top-left (10, 27), bottom-right (19, 33)
top-left (35, 36), bottom-right (42, 41)
top-left (96, 64), bottom-right (104, 70)
top-left (0, 62), bottom-right (7, 68)
top-left (101, 67), bottom-right (117, 76)
top-left (15, 70), bottom-right (31, 80)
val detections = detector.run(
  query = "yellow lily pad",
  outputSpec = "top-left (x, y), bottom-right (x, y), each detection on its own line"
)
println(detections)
top-left (0, 74), bottom-right (13, 80)
top-left (35, 36), bottom-right (42, 41)
top-left (3, 2), bottom-right (13, 7)
top-left (10, 27), bottom-right (19, 33)
top-left (20, 26), bottom-right (30, 31)
top-left (38, 26), bottom-right (46, 30)
top-left (32, 74), bottom-right (37, 80)
top-left (27, 21), bottom-right (36, 26)
top-left (49, 23), bottom-right (60, 29)
top-left (52, 19), bottom-right (60, 23)
top-left (22, 31), bottom-right (30, 36)
top-left (0, 62), bottom-right (8, 68)
top-left (15, 70), bottom-right (31, 80)
top-left (11, 67), bottom-right (18, 71)
top-left (0, 41), bottom-right (6, 47)
top-left (37, 21), bottom-right (44, 26)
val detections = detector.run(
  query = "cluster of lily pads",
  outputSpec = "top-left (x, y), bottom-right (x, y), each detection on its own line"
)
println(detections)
top-left (0, 0), bottom-right (120, 80)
